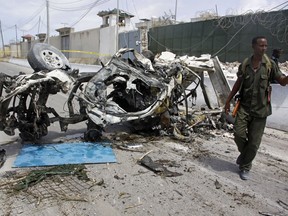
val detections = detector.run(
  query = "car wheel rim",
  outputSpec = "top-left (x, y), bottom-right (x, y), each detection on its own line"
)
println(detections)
top-left (41, 49), bottom-right (64, 68)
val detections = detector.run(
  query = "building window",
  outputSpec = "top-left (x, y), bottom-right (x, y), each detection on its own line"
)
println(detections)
top-left (119, 17), bottom-right (125, 26)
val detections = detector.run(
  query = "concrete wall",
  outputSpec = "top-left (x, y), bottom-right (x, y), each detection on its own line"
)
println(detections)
top-left (69, 28), bottom-right (101, 64)
top-left (19, 26), bottom-right (118, 64)
top-left (9, 43), bottom-right (21, 58)
top-left (99, 25), bottom-right (116, 63)
top-left (49, 36), bottom-right (61, 50)
top-left (0, 46), bottom-right (10, 58)
top-left (20, 42), bottom-right (30, 58)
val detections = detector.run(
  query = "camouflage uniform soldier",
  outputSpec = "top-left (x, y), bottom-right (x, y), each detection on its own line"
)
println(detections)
top-left (271, 48), bottom-right (283, 67)
top-left (225, 36), bottom-right (288, 180)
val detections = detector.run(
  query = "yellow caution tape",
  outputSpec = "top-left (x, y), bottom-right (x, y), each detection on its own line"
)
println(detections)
top-left (61, 50), bottom-right (110, 57)
top-left (0, 49), bottom-right (110, 57)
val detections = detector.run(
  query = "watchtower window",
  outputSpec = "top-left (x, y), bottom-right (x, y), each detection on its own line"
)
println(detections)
top-left (119, 17), bottom-right (125, 26)
top-left (105, 16), bottom-right (109, 25)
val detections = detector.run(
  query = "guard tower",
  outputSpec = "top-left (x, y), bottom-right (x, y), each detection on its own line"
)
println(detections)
top-left (98, 8), bottom-right (134, 32)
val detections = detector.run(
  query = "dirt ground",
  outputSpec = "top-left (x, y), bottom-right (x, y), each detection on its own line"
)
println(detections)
top-left (0, 61), bottom-right (287, 216)
top-left (0, 124), bottom-right (287, 216)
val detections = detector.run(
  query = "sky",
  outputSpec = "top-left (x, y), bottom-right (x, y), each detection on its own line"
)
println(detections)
top-left (0, 0), bottom-right (287, 46)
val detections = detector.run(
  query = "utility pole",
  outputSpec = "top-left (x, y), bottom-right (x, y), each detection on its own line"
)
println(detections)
top-left (174, 0), bottom-right (178, 22)
top-left (0, 20), bottom-right (5, 57)
top-left (116, 0), bottom-right (119, 52)
top-left (46, 0), bottom-right (50, 44)
top-left (15, 25), bottom-right (18, 57)
top-left (38, 16), bottom-right (41, 34)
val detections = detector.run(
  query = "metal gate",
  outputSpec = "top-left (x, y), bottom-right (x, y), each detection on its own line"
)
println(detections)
top-left (119, 30), bottom-right (140, 59)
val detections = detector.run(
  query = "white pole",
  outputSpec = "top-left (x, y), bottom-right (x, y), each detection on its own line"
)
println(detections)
top-left (116, 0), bottom-right (119, 52)
top-left (174, 0), bottom-right (178, 22)
top-left (15, 25), bottom-right (18, 57)
top-left (0, 21), bottom-right (5, 56)
top-left (46, 0), bottom-right (50, 44)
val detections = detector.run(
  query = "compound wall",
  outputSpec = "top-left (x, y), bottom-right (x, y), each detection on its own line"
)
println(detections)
top-left (148, 10), bottom-right (288, 62)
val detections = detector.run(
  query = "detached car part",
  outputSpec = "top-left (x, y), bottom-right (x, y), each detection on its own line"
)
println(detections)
top-left (0, 43), bottom-right (84, 141)
top-left (0, 70), bottom-right (75, 141)
top-left (27, 43), bottom-right (71, 72)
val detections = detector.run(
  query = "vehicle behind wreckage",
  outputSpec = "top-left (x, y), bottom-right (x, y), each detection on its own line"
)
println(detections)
top-left (0, 43), bottom-right (211, 142)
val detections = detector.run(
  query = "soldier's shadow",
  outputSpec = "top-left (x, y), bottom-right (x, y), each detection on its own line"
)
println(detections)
top-left (197, 156), bottom-right (239, 173)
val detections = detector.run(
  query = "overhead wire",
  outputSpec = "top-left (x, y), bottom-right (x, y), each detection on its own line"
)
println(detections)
top-left (21, 19), bottom-right (41, 33)
top-left (14, 2), bottom-right (45, 31)
top-left (70, 0), bottom-right (110, 27)
top-left (49, 0), bottom-right (107, 11)
top-left (40, 17), bottom-right (47, 28)
top-left (268, 1), bottom-right (288, 11)
top-left (212, 24), bottom-right (249, 57)
top-left (119, 0), bottom-right (129, 48)
top-left (3, 2), bottom-right (45, 32)
top-left (115, 0), bottom-right (140, 49)
top-left (2, 0), bottom-right (107, 43)
top-left (119, 0), bottom-right (138, 32)
top-left (130, 0), bottom-right (140, 27)
top-left (49, 0), bottom-right (88, 5)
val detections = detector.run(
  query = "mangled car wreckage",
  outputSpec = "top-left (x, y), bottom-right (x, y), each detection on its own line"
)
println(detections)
top-left (0, 43), bottom-right (231, 142)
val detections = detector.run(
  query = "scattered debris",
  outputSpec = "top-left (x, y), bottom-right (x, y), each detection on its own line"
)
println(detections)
top-left (125, 203), bottom-right (143, 210)
top-left (118, 191), bottom-right (131, 199)
top-left (0, 149), bottom-right (6, 168)
top-left (173, 189), bottom-right (183, 196)
top-left (258, 212), bottom-right (278, 216)
top-left (12, 164), bottom-right (90, 191)
top-left (138, 155), bottom-right (182, 177)
top-left (117, 143), bottom-right (145, 152)
top-left (214, 179), bottom-right (222, 189)
top-left (114, 175), bottom-right (124, 180)
top-left (277, 199), bottom-right (288, 210)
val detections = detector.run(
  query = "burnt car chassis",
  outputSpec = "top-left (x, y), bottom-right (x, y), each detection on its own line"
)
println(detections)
top-left (0, 43), bottom-right (224, 142)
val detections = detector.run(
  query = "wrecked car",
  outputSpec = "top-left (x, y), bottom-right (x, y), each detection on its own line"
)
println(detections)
top-left (0, 43), bottom-right (229, 142)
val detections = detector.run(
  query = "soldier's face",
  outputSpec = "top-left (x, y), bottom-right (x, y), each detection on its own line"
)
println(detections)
top-left (274, 51), bottom-right (282, 58)
top-left (253, 38), bottom-right (268, 56)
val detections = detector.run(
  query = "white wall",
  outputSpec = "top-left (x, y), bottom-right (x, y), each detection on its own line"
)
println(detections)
top-left (68, 28), bottom-right (101, 63)
top-left (99, 25), bottom-right (116, 62)
top-left (19, 22), bottom-right (130, 64)
top-left (10, 44), bottom-right (21, 58)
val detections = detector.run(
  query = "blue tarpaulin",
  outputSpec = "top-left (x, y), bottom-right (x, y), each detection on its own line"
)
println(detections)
top-left (13, 142), bottom-right (117, 167)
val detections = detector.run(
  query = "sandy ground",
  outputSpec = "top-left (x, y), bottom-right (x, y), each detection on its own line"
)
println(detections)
top-left (0, 125), bottom-right (287, 216)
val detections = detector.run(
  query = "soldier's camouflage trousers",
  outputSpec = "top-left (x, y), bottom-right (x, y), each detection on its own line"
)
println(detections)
top-left (233, 106), bottom-right (267, 171)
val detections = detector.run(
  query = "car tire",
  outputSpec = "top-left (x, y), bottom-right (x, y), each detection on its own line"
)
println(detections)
top-left (27, 43), bottom-right (71, 72)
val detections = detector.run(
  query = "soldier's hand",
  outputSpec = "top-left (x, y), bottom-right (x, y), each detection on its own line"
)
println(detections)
top-left (224, 102), bottom-right (230, 115)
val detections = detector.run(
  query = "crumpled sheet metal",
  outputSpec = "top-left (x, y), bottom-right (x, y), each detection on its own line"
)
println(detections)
top-left (139, 155), bottom-right (182, 177)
